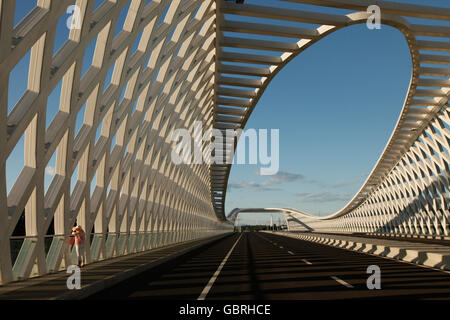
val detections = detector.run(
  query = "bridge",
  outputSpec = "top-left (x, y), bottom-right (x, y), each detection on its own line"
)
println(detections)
top-left (1, 0), bottom-right (450, 302)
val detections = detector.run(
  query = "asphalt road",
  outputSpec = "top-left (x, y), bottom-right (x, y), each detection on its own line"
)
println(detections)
top-left (88, 232), bottom-right (450, 300)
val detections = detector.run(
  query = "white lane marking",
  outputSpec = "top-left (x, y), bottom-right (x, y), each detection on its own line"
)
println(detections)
top-left (331, 276), bottom-right (354, 288)
top-left (288, 251), bottom-right (294, 255)
top-left (197, 234), bottom-right (243, 300)
top-left (302, 259), bottom-right (312, 265)
top-left (279, 246), bottom-right (284, 249)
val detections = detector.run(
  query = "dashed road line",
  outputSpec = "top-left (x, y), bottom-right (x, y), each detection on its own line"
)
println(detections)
top-left (287, 251), bottom-right (294, 255)
top-left (302, 259), bottom-right (312, 265)
top-left (331, 276), bottom-right (354, 288)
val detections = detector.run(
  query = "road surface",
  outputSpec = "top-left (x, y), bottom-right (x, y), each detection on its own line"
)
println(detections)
top-left (88, 232), bottom-right (450, 300)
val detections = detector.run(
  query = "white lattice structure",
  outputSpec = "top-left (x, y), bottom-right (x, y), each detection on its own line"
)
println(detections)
top-left (2, 0), bottom-right (450, 285)
top-left (0, 0), bottom-right (233, 285)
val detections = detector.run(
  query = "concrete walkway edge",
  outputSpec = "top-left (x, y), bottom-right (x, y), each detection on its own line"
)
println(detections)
top-left (0, 233), bottom-right (232, 300)
top-left (268, 231), bottom-right (450, 272)
top-left (57, 233), bottom-right (232, 300)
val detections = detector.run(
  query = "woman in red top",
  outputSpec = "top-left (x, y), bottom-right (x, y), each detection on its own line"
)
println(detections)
top-left (71, 226), bottom-right (86, 267)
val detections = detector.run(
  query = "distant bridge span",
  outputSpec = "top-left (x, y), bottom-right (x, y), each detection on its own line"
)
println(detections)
top-left (228, 208), bottom-right (319, 232)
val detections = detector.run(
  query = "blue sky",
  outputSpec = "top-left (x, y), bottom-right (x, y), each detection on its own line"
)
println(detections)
top-left (225, 0), bottom-right (450, 225)
top-left (6, 1), bottom-right (450, 226)
top-left (227, 23), bottom-right (410, 222)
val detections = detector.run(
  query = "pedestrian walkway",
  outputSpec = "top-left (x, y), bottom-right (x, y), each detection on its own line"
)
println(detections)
top-left (271, 231), bottom-right (450, 271)
top-left (0, 233), bottom-right (231, 300)
top-left (316, 231), bottom-right (450, 246)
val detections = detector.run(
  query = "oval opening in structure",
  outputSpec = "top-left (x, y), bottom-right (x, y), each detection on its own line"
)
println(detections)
top-left (226, 23), bottom-right (412, 219)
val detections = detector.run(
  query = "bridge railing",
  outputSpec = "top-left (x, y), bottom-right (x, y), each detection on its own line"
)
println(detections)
top-left (6, 229), bottom-right (229, 283)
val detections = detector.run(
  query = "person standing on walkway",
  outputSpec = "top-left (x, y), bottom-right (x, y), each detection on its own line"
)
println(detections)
top-left (71, 225), bottom-right (86, 267)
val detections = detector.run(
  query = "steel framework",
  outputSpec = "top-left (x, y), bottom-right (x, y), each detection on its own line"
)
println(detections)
top-left (0, 0), bottom-right (232, 285)
top-left (1, 0), bottom-right (450, 285)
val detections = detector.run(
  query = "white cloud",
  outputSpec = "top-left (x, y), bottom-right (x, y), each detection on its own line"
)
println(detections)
top-left (228, 180), bottom-right (281, 192)
top-left (254, 170), bottom-right (316, 186)
top-left (228, 170), bottom-right (317, 193)
top-left (45, 166), bottom-right (56, 177)
top-left (295, 192), bottom-right (352, 203)
top-left (330, 180), bottom-right (362, 188)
